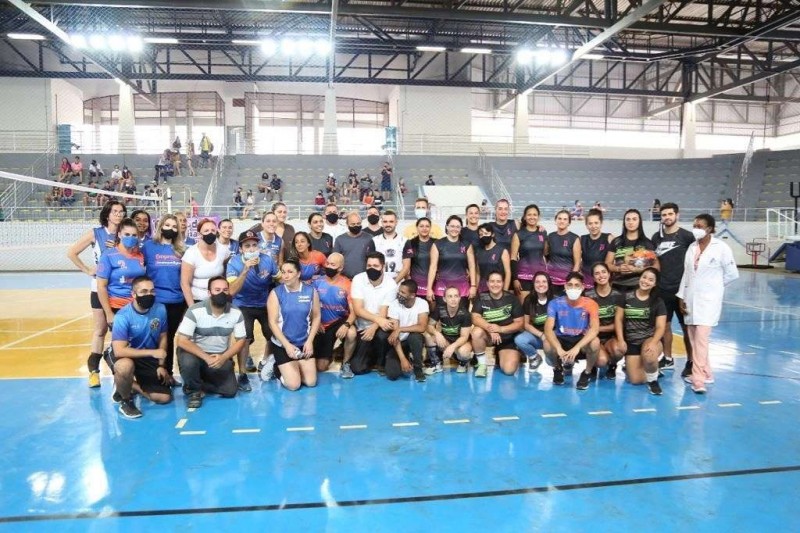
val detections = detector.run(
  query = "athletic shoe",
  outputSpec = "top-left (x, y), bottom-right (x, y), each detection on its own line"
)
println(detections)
top-left (684, 376), bottom-right (715, 385)
top-left (424, 363), bottom-right (443, 375)
top-left (88, 371), bottom-right (101, 388)
top-left (259, 356), bottom-right (275, 381)
top-left (376, 366), bottom-right (386, 376)
top-left (590, 367), bottom-right (599, 381)
top-left (691, 384), bottom-right (707, 394)
top-left (237, 373), bottom-right (252, 392)
top-left (119, 399), bottom-right (142, 419)
top-left (245, 356), bottom-right (257, 373)
top-left (112, 387), bottom-right (122, 403)
top-left (470, 355), bottom-right (479, 367)
top-left (414, 367), bottom-right (426, 382)
top-left (681, 361), bottom-right (693, 378)
top-left (187, 392), bottom-right (203, 409)
top-left (456, 362), bottom-right (467, 373)
top-left (340, 362), bottom-right (354, 379)
top-left (553, 367), bottom-right (565, 386)
top-left (474, 364), bottom-right (487, 378)
top-left (647, 380), bottom-right (663, 396)
top-left (659, 356), bottom-right (675, 370)
top-left (576, 371), bottom-right (591, 390)
top-left (563, 362), bottom-right (574, 375)
top-left (527, 354), bottom-right (543, 371)
top-left (605, 364), bottom-right (617, 380)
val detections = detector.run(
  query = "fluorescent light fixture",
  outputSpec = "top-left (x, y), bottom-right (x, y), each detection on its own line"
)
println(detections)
top-left (232, 39), bottom-right (261, 45)
top-left (7, 33), bottom-right (45, 40)
top-left (297, 38), bottom-right (314, 56)
top-left (126, 35), bottom-right (143, 53)
top-left (582, 53), bottom-right (605, 60)
top-left (314, 39), bottom-right (331, 55)
top-left (417, 45), bottom-right (446, 52)
top-left (261, 39), bottom-right (277, 54)
top-left (143, 37), bottom-right (178, 44)
top-left (280, 38), bottom-right (296, 55)
top-left (69, 34), bottom-right (87, 48)
top-left (107, 34), bottom-right (125, 51)
top-left (549, 49), bottom-right (568, 65)
top-left (461, 47), bottom-right (492, 54)
top-left (89, 35), bottom-right (106, 49)
top-left (516, 49), bottom-right (535, 63)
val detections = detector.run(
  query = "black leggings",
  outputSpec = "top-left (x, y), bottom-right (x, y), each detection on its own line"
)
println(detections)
top-left (164, 301), bottom-right (188, 374)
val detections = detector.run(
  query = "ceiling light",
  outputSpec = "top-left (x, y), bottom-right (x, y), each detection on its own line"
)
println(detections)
top-left (7, 33), bottom-right (45, 40)
top-left (297, 38), bottom-right (314, 56)
top-left (314, 39), bottom-right (331, 55)
top-left (126, 35), bottom-right (143, 53)
top-left (516, 49), bottom-right (534, 63)
top-left (89, 35), bottom-right (106, 49)
top-left (280, 38), bottom-right (296, 55)
top-left (143, 37), bottom-right (178, 44)
top-left (232, 39), bottom-right (261, 45)
top-left (549, 49), bottom-right (568, 65)
top-left (69, 34), bottom-right (87, 48)
top-left (107, 34), bottom-right (125, 52)
top-left (582, 53), bottom-right (605, 60)
top-left (417, 45), bottom-right (446, 52)
top-left (461, 47), bottom-right (491, 54)
top-left (260, 39), bottom-right (277, 54)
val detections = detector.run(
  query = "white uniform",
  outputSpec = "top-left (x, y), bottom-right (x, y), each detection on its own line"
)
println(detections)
top-left (373, 233), bottom-right (406, 279)
top-left (676, 237), bottom-right (739, 327)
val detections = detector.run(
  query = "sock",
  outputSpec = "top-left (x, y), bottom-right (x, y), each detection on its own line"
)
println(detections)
top-left (646, 371), bottom-right (659, 383)
top-left (87, 352), bottom-right (102, 373)
top-left (475, 352), bottom-right (486, 365)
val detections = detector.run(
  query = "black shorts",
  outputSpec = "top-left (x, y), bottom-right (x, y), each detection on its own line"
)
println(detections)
top-left (625, 343), bottom-right (643, 356)
top-left (598, 332), bottom-right (615, 343)
top-left (517, 279), bottom-right (533, 292)
top-left (271, 340), bottom-right (315, 366)
top-left (558, 335), bottom-right (587, 360)
top-left (103, 347), bottom-right (171, 395)
top-left (495, 334), bottom-right (518, 352)
top-left (90, 291), bottom-right (102, 309)
top-left (240, 306), bottom-right (270, 344)
top-left (658, 290), bottom-right (685, 325)
top-left (314, 318), bottom-right (348, 360)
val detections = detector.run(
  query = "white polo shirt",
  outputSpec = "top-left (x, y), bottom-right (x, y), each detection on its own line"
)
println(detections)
top-left (351, 272), bottom-right (398, 331)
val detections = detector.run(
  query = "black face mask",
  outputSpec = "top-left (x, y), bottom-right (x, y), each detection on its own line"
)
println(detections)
top-left (161, 228), bottom-right (178, 240)
top-left (367, 214), bottom-right (380, 225)
top-left (202, 233), bottom-right (217, 245)
top-left (135, 294), bottom-right (155, 310)
top-left (324, 267), bottom-right (339, 279)
top-left (366, 268), bottom-right (382, 281)
top-left (210, 292), bottom-right (229, 307)
top-left (348, 225), bottom-right (362, 235)
top-left (325, 213), bottom-right (339, 224)
top-left (479, 235), bottom-right (493, 247)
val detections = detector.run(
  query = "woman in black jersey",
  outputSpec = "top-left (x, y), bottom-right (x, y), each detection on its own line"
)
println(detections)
top-left (585, 262), bottom-right (625, 379)
top-left (605, 208), bottom-right (659, 292)
top-left (475, 223), bottom-right (511, 293)
top-left (513, 271), bottom-right (553, 372)
top-left (307, 213), bottom-right (333, 257)
top-left (580, 208), bottom-right (613, 289)
top-left (546, 209), bottom-right (581, 296)
top-left (399, 217), bottom-right (434, 299)
top-left (471, 271), bottom-right (524, 377)
top-left (460, 203), bottom-right (481, 250)
top-left (510, 204), bottom-right (548, 303)
top-left (427, 215), bottom-right (477, 305)
top-left (614, 267), bottom-right (666, 395)
top-left (424, 286), bottom-right (473, 374)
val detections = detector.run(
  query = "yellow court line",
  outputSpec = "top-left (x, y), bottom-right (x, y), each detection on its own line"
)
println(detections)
top-left (0, 343), bottom-right (91, 350)
top-left (0, 313), bottom-right (92, 350)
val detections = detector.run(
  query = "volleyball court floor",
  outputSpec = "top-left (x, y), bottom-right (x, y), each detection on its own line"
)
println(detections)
top-left (0, 270), bottom-right (798, 530)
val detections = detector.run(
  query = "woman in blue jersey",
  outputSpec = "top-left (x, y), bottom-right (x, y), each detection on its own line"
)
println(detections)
top-left (67, 200), bottom-right (127, 388)
top-left (580, 208), bottom-right (613, 289)
top-left (142, 214), bottom-right (185, 382)
top-left (96, 218), bottom-right (146, 330)
top-left (399, 217), bottom-right (434, 298)
top-left (267, 259), bottom-right (322, 391)
top-left (514, 271), bottom-right (554, 372)
top-left (426, 215), bottom-right (477, 305)
top-left (510, 204), bottom-right (548, 303)
top-left (546, 209), bottom-right (581, 296)
top-left (130, 209), bottom-right (152, 247)
top-left (258, 211), bottom-right (285, 266)
top-left (475, 222), bottom-right (511, 293)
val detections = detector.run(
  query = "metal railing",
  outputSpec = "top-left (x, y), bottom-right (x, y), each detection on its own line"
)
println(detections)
top-left (766, 208), bottom-right (798, 241)
top-left (0, 145), bottom-right (58, 219)
top-left (202, 144), bottom-right (225, 214)
top-left (479, 148), bottom-right (514, 211)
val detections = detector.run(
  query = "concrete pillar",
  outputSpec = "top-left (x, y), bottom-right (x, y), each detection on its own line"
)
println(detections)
top-left (117, 83), bottom-right (137, 153)
top-left (186, 96), bottom-right (194, 146)
top-left (680, 101), bottom-right (697, 159)
top-left (313, 107), bottom-right (321, 155)
top-left (92, 104), bottom-right (102, 152)
top-left (167, 99), bottom-right (177, 146)
top-left (244, 98), bottom-right (256, 154)
top-left (513, 93), bottom-right (529, 153)
top-left (322, 87), bottom-right (338, 155)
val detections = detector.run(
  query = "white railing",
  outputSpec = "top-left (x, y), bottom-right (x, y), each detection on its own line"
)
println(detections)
top-left (202, 144), bottom-right (225, 214)
top-left (0, 145), bottom-right (58, 219)
top-left (479, 148), bottom-right (514, 213)
top-left (387, 152), bottom-right (405, 221)
top-left (766, 208), bottom-right (798, 241)
top-left (0, 130), bottom-right (54, 153)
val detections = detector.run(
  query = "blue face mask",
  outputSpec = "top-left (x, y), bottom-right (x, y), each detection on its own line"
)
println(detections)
top-left (121, 235), bottom-right (139, 249)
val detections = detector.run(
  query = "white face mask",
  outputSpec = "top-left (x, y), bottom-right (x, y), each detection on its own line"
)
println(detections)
top-left (243, 251), bottom-right (259, 261)
top-left (414, 208), bottom-right (427, 219)
top-left (565, 288), bottom-right (583, 301)
top-left (691, 228), bottom-right (707, 241)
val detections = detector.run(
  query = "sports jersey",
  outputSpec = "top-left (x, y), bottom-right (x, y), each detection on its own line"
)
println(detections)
top-left (522, 293), bottom-right (551, 328)
top-left (225, 252), bottom-right (278, 308)
top-left (492, 220), bottom-right (518, 250)
top-left (388, 297), bottom-right (429, 341)
top-left (585, 287), bottom-right (625, 329)
top-left (309, 233), bottom-right (334, 257)
top-left (651, 227), bottom-right (694, 293)
top-left (403, 237), bottom-right (434, 296)
top-left (297, 250), bottom-right (326, 281)
top-left (257, 233), bottom-right (283, 264)
top-left (373, 233), bottom-right (406, 279)
top-left (90, 226), bottom-right (117, 292)
top-left (96, 246), bottom-right (146, 309)
top-left (623, 291), bottom-right (666, 344)
top-left (433, 237), bottom-right (471, 297)
top-left (546, 296), bottom-right (599, 338)
top-left (471, 291), bottom-right (523, 327)
top-left (142, 241), bottom-right (184, 304)
top-left (580, 233), bottom-right (611, 288)
top-left (111, 301), bottom-right (168, 350)
top-left (431, 302), bottom-right (472, 340)
top-left (460, 226), bottom-right (480, 250)
top-left (547, 231), bottom-right (578, 286)
top-left (312, 274), bottom-right (352, 328)
top-left (271, 283), bottom-right (315, 347)
top-left (516, 228), bottom-right (548, 281)
top-left (223, 239), bottom-right (240, 255)
top-left (475, 245), bottom-right (506, 292)
top-left (608, 236), bottom-right (657, 288)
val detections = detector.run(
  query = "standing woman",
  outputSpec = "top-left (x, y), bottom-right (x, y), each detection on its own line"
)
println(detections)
top-left (307, 213), bottom-right (334, 257)
top-left (398, 217), bottom-right (434, 299)
top-left (272, 202), bottom-right (296, 259)
top-left (290, 231), bottom-right (326, 281)
top-left (580, 208), bottom-right (614, 289)
top-left (67, 200), bottom-right (127, 387)
top-left (174, 211), bottom-right (195, 246)
top-left (130, 209), bottom-right (152, 247)
top-left (267, 259), bottom-right (322, 391)
top-left (546, 209), bottom-right (582, 297)
top-left (217, 218), bottom-right (239, 255)
top-left (475, 222), bottom-right (511, 293)
top-left (514, 271), bottom-right (554, 371)
top-left (606, 209), bottom-right (659, 293)
top-left (257, 211), bottom-right (285, 266)
top-left (426, 215), bottom-right (477, 305)
top-left (180, 218), bottom-right (231, 306)
top-left (677, 214), bottom-right (739, 394)
top-left (185, 140), bottom-right (196, 177)
top-left (142, 215), bottom-right (185, 382)
top-left (96, 218), bottom-right (146, 330)
top-left (510, 204), bottom-right (548, 302)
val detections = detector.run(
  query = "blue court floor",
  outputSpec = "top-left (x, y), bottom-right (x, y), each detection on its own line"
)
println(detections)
top-left (0, 270), bottom-right (798, 531)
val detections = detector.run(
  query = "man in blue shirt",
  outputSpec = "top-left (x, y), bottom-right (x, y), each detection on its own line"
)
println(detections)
top-left (104, 276), bottom-right (172, 419)
top-left (226, 230), bottom-right (278, 391)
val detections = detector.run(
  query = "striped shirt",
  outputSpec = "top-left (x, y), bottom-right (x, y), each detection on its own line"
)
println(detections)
top-left (177, 300), bottom-right (246, 354)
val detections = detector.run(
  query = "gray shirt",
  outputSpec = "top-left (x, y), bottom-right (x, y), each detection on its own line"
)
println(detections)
top-left (333, 232), bottom-right (376, 279)
top-left (177, 300), bottom-right (246, 354)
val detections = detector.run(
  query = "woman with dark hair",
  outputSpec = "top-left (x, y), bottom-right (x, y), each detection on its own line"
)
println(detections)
top-left (580, 208), bottom-right (614, 289)
top-left (290, 231), bottom-right (326, 281)
top-left (514, 271), bottom-right (554, 371)
top-left (96, 217), bottom-right (146, 331)
top-left (272, 202), bottom-right (296, 260)
top-left (475, 222), bottom-right (511, 293)
top-left (605, 208), bottom-right (659, 292)
top-left (546, 209), bottom-right (582, 296)
top-left (180, 218), bottom-right (231, 305)
top-left (399, 217), bottom-right (434, 299)
top-left (130, 209), bottom-right (152, 247)
top-left (67, 200), bottom-right (127, 387)
top-left (471, 270), bottom-right (524, 377)
top-left (307, 212), bottom-right (334, 257)
top-left (510, 204), bottom-right (548, 302)
top-left (58, 157), bottom-right (71, 182)
top-left (585, 262), bottom-right (626, 380)
top-left (426, 215), bottom-right (477, 305)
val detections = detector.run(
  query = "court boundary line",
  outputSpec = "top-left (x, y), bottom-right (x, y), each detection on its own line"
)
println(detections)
top-left (2, 465), bottom-right (799, 523)
top-left (0, 313), bottom-right (91, 350)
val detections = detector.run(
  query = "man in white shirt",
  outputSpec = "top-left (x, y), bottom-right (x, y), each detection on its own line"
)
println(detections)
top-left (350, 251), bottom-right (397, 374)
top-left (386, 279), bottom-right (429, 382)
top-left (373, 210), bottom-right (406, 280)
top-left (323, 202), bottom-right (345, 241)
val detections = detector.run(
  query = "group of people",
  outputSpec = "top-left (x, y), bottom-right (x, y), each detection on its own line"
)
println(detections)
top-left (70, 195), bottom-right (739, 419)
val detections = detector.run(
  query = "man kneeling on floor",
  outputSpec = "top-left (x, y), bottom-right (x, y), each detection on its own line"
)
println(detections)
top-left (106, 276), bottom-right (172, 419)
top-left (176, 276), bottom-right (246, 408)
top-left (386, 279), bottom-right (429, 382)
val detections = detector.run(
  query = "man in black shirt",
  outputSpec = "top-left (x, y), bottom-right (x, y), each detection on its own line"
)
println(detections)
top-left (652, 202), bottom-right (695, 377)
top-left (268, 174), bottom-right (283, 202)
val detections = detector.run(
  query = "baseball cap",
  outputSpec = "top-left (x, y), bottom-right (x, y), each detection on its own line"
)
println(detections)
top-left (238, 230), bottom-right (259, 244)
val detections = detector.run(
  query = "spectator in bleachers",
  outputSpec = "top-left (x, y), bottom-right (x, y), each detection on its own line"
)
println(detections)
top-left (362, 188), bottom-right (375, 208)
top-left (121, 166), bottom-right (134, 190)
top-left (89, 160), bottom-right (104, 180)
top-left (60, 186), bottom-right (76, 206)
top-left (347, 174), bottom-right (359, 202)
top-left (190, 197), bottom-right (199, 218)
top-left (373, 189), bottom-right (384, 210)
top-left (650, 199), bottom-right (661, 222)
top-left (45, 186), bottom-right (62, 207)
top-left (199, 133), bottom-right (212, 168)
top-left (110, 165), bottom-right (122, 189)
top-left (258, 172), bottom-right (270, 201)
top-left (399, 176), bottom-right (408, 196)
top-left (571, 200), bottom-right (584, 221)
top-left (242, 190), bottom-right (255, 219)
top-left (314, 190), bottom-right (325, 212)
top-left (154, 149), bottom-right (173, 184)
top-left (719, 198), bottom-right (733, 223)
top-left (171, 137), bottom-right (182, 177)
top-left (380, 163), bottom-right (392, 201)
top-left (326, 173), bottom-right (337, 194)
top-left (185, 140), bottom-right (196, 176)
top-left (58, 157), bottom-right (71, 182)
top-left (233, 187), bottom-right (244, 218)
top-left (83, 181), bottom-right (100, 207)
top-left (359, 173), bottom-right (374, 199)
top-left (269, 174), bottom-right (283, 202)
top-left (425, 174), bottom-right (436, 186)
top-left (593, 201), bottom-right (606, 213)
top-left (480, 199), bottom-right (489, 216)
top-left (71, 156), bottom-right (84, 184)
top-left (122, 174), bottom-right (137, 205)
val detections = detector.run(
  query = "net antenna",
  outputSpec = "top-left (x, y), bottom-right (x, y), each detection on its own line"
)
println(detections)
top-left (734, 132), bottom-right (755, 209)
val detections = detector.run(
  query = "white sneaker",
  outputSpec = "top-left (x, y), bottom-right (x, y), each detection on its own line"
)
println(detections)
top-left (528, 354), bottom-right (543, 371)
top-left (260, 356), bottom-right (276, 381)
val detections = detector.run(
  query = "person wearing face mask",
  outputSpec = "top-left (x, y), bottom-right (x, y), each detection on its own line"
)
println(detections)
top-left (226, 231), bottom-right (279, 391)
top-left (363, 206), bottom-right (383, 237)
top-left (176, 277), bottom-right (246, 408)
top-left (470, 271), bottom-right (524, 377)
top-left (543, 272), bottom-right (601, 389)
top-left (312, 253), bottom-right (357, 376)
top-left (104, 276), bottom-right (172, 419)
top-left (142, 215), bottom-right (186, 383)
top-left (372, 210), bottom-right (406, 280)
top-left (323, 203), bottom-right (345, 241)
top-left (307, 213), bottom-right (334, 257)
top-left (475, 222), bottom-right (511, 293)
top-left (403, 198), bottom-right (444, 240)
top-left (385, 279), bottom-right (429, 382)
top-left (677, 214), bottom-right (739, 394)
top-left (180, 218), bottom-right (231, 306)
top-left (333, 211), bottom-right (376, 280)
top-left (96, 218), bottom-right (147, 332)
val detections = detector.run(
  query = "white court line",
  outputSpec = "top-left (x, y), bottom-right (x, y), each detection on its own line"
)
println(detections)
top-left (0, 313), bottom-right (92, 350)
top-left (588, 410), bottom-right (613, 416)
top-left (492, 416), bottom-right (520, 422)
top-left (677, 405), bottom-right (701, 411)
top-left (232, 429), bottom-right (261, 434)
top-left (392, 422), bottom-right (420, 427)
top-left (759, 400), bottom-right (782, 405)
top-left (778, 350), bottom-right (800, 356)
top-left (541, 413), bottom-right (567, 418)
top-left (340, 424), bottom-right (367, 430)
top-left (725, 301), bottom-right (800, 318)
top-left (175, 418), bottom-right (188, 429)
top-left (0, 343), bottom-right (91, 350)
top-left (749, 344), bottom-right (765, 349)
top-left (187, 408), bottom-right (197, 413)
top-left (180, 430), bottom-right (206, 436)
top-left (286, 426), bottom-right (315, 432)
top-left (443, 419), bottom-right (470, 424)
top-left (718, 403), bottom-right (742, 408)
top-left (633, 408), bottom-right (657, 413)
